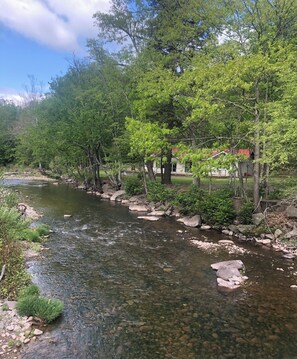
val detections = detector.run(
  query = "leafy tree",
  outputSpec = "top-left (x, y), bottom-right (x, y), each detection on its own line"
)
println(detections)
top-left (0, 101), bottom-right (18, 165)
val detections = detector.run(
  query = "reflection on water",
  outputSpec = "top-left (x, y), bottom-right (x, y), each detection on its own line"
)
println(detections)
top-left (4, 180), bottom-right (297, 358)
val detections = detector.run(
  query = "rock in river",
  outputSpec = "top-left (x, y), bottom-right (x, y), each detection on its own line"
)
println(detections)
top-left (211, 260), bottom-right (247, 292)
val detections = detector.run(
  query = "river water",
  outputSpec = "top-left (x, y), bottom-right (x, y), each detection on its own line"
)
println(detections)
top-left (4, 180), bottom-right (297, 358)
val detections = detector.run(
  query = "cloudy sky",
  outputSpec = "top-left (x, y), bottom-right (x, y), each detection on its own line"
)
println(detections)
top-left (0, 0), bottom-right (110, 101)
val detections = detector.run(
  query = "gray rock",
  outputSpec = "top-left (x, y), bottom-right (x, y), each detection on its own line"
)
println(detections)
top-left (101, 193), bottom-right (112, 199)
top-left (177, 215), bottom-right (202, 228)
top-left (286, 206), bottom-right (297, 219)
top-left (218, 240), bottom-right (234, 245)
top-left (64, 214), bottom-right (72, 218)
top-left (217, 278), bottom-right (241, 291)
top-left (283, 253), bottom-right (295, 259)
top-left (137, 216), bottom-right (160, 221)
top-left (110, 190), bottom-right (125, 202)
top-left (228, 225), bottom-right (240, 234)
top-left (284, 227), bottom-right (297, 239)
top-left (201, 225), bottom-right (211, 230)
top-left (252, 212), bottom-right (265, 225)
top-left (129, 204), bottom-right (149, 212)
top-left (102, 183), bottom-right (113, 192)
top-left (216, 266), bottom-right (241, 281)
top-left (274, 228), bottom-right (283, 238)
top-left (264, 233), bottom-right (275, 240)
top-left (236, 224), bottom-right (255, 234)
top-left (148, 210), bottom-right (165, 216)
top-left (222, 229), bottom-right (232, 236)
top-left (211, 260), bottom-right (245, 271)
top-left (256, 239), bottom-right (272, 246)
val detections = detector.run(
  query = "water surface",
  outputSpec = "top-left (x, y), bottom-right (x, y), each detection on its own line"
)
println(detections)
top-left (4, 180), bottom-right (297, 358)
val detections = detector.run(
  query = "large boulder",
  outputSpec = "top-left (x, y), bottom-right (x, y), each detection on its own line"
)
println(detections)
top-left (177, 215), bottom-right (202, 228)
top-left (286, 206), bottom-right (297, 219)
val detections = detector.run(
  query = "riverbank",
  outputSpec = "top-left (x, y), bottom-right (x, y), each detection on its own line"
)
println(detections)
top-left (0, 181), bottom-right (51, 359)
top-left (69, 181), bottom-right (297, 263)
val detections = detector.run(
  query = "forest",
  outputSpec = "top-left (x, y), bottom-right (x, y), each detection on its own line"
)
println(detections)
top-left (1, 0), bottom-right (297, 209)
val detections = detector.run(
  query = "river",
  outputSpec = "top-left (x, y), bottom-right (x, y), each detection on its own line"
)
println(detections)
top-left (4, 179), bottom-right (297, 358)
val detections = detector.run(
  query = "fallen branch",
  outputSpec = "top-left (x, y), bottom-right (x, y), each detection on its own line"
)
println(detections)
top-left (0, 264), bottom-right (6, 282)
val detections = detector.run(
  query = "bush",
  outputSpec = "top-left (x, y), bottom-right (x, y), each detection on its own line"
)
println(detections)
top-left (123, 176), bottom-right (144, 196)
top-left (16, 295), bottom-right (64, 323)
top-left (172, 186), bottom-right (204, 215)
top-left (238, 201), bottom-right (254, 224)
top-left (19, 228), bottom-right (42, 243)
top-left (147, 181), bottom-right (175, 204)
top-left (18, 284), bottom-right (40, 299)
top-left (0, 207), bottom-right (28, 240)
top-left (202, 189), bottom-right (236, 226)
top-left (35, 224), bottom-right (50, 236)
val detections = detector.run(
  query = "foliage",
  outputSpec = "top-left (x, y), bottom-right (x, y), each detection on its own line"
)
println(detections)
top-left (35, 224), bottom-right (50, 236)
top-left (16, 295), bottom-right (64, 323)
top-left (19, 228), bottom-right (42, 243)
top-left (237, 201), bottom-right (254, 225)
top-left (123, 175), bottom-right (144, 196)
top-left (0, 207), bottom-right (28, 240)
top-left (0, 242), bottom-right (31, 299)
top-left (172, 186), bottom-right (204, 215)
top-left (147, 181), bottom-right (175, 204)
top-left (18, 284), bottom-right (40, 299)
top-left (201, 189), bottom-right (236, 226)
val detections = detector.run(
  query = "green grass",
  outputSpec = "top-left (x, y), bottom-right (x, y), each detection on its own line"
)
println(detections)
top-left (16, 295), bottom-right (64, 323)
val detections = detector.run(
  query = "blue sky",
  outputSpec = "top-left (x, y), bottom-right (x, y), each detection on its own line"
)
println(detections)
top-left (0, 0), bottom-right (110, 102)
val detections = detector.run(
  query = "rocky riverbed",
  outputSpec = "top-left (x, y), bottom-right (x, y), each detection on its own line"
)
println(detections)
top-left (0, 300), bottom-right (44, 359)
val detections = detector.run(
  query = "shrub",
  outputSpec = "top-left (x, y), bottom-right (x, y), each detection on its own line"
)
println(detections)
top-left (172, 186), bottom-right (204, 215)
top-left (202, 189), bottom-right (236, 226)
top-left (0, 207), bottom-right (28, 240)
top-left (19, 228), bottom-right (42, 243)
top-left (18, 284), bottom-right (40, 299)
top-left (123, 176), bottom-right (144, 196)
top-left (16, 295), bottom-right (64, 323)
top-left (147, 181), bottom-right (175, 204)
top-left (35, 224), bottom-right (50, 236)
top-left (238, 201), bottom-right (254, 224)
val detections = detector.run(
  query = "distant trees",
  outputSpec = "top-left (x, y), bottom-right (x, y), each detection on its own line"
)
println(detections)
top-left (0, 101), bottom-right (18, 166)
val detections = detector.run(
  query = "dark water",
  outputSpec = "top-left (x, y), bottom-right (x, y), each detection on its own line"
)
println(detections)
top-left (4, 180), bottom-right (297, 358)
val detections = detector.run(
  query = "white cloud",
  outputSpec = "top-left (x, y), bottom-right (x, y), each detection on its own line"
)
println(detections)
top-left (0, 0), bottom-right (110, 51)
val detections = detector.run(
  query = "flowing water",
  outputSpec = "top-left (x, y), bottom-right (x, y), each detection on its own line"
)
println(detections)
top-left (4, 180), bottom-right (297, 359)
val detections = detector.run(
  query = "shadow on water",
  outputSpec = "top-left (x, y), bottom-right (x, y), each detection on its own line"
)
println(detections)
top-left (4, 180), bottom-right (297, 358)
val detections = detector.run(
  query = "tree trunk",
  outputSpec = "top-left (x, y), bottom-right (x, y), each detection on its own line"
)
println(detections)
top-left (192, 177), bottom-right (201, 187)
top-left (253, 80), bottom-right (261, 211)
top-left (162, 149), bottom-right (172, 185)
top-left (146, 160), bottom-right (156, 181)
top-left (142, 161), bottom-right (148, 194)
